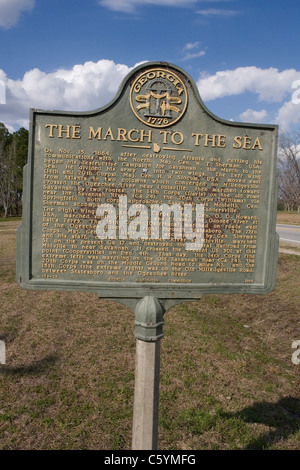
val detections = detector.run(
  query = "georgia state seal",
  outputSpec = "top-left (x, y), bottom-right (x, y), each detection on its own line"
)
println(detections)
top-left (130, 67), bottom-right (188, 128)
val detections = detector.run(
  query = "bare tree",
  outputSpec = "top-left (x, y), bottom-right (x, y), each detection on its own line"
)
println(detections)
top-left (278, 132), bottom-right (300, 211)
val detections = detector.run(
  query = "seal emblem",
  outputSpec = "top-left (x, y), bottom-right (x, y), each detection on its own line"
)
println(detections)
top-left (130, 67), bottom-right (187, 128)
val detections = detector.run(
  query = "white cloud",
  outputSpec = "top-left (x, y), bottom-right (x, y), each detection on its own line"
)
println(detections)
top-left (184, 41), bottom-right (201, 51)
top-left (2, 61), bottom-right (300, 133)
top-left (240, 108), bottom-right (268, 123)
top-left (1, 60), bottom-right (133, 130)
top-left (182, 50), bottom-right (206, 61)
top-left (197, 66), bottom-right (300, 103)
top-left (197, 66), bottom-right (300, 131)
top-left (196, 8), bottom-right (239, 17)
top-left (98, 0), bottom-right (196, 13)
top-left (0, 0), bottom-right (34, 28)
top-left (276, 100), bottom-right (300, 132)
top-left (181, 41), bottom-right (206, 61)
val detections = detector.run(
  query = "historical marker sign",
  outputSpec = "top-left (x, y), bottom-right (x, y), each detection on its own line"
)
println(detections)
top-left (16, 62), bottom-right (279, 304)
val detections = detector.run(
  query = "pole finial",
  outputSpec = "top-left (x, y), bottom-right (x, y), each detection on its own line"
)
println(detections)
top-left (134, 296), bottom-right (165, 342)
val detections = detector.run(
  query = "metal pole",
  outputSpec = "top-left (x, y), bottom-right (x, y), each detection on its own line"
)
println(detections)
top-left (132, 296), bottom-right (165, 450)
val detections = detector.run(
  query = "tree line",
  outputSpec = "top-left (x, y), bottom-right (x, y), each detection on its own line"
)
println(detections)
top-left (0, 123), bottom-right (28, 218)
top-left (0, 121), bottom-right (300, 217)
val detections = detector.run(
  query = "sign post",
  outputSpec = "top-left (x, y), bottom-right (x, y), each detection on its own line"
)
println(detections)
top-left (16, 61), bottom-right (279, 450)
top-left (132, 296), bottom-right (165, 450)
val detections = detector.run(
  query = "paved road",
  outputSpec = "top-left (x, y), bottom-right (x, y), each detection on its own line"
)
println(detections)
top-left (276, 224), bottom-right (300, 244)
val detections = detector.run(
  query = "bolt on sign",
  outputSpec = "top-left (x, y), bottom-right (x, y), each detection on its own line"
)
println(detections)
top-left (16, 62), bottom-right (279, 306)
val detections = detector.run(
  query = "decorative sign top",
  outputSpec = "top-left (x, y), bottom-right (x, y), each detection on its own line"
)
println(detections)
top-left (129, 67), bottom-right (188, 128)
top-left (16, 62), bottom-right (279, 308)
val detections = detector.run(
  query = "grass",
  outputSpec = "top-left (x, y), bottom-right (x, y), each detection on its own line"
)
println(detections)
top-left (0, 217), bottom-right (300, 450)
top-left (277, 210), bottom-right (300, 225)
top-left (0, 217), bottom-right (22, 223)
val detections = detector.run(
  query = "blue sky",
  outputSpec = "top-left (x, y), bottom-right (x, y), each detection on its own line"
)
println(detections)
top-left (1, 0), bottom-right (300, 133)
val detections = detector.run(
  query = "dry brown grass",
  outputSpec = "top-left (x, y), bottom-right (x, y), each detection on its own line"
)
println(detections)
top-left (0, 218), bottom-right (300, 450)
top-left (277, 211), bottom-right (300, 226)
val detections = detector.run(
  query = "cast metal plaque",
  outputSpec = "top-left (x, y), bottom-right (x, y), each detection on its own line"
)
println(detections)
top-left (16, 62), bottom-right (279, 303)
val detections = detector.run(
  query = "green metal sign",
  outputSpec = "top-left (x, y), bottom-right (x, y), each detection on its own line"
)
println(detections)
top-left (16, 62), bottom-right (279, 307)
